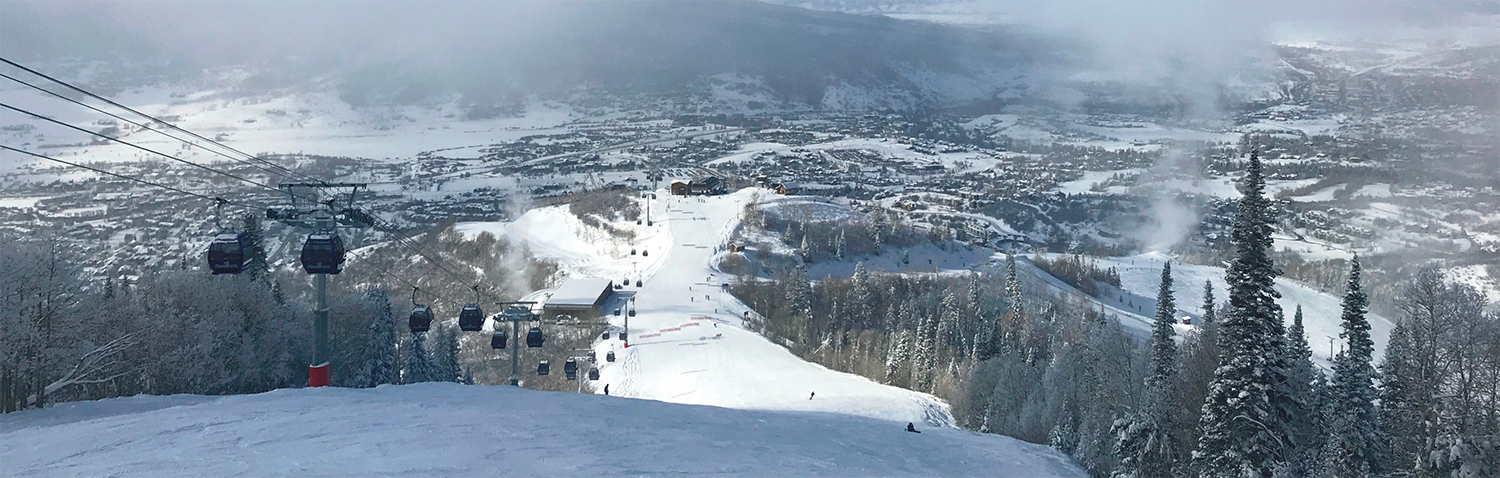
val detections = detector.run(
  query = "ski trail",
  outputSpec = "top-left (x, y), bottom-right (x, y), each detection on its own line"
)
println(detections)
top-left (498, 188), bottom-right (960, 426)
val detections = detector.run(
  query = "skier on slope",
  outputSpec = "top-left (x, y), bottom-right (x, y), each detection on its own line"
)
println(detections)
top-left (906, 423), bottom-right (920, 433)
top-left (809, 391), bottom-right (815, 400)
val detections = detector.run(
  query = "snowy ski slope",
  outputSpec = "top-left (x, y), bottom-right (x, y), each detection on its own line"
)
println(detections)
top-left (0, 383), bottom-right (1086, 477)
top-left (1090, 252), bottom-right (1395, 365)
top-left (475, 188), bottom-right (959, 426)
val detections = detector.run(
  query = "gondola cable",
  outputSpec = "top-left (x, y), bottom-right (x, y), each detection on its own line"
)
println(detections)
top-left (0, 57), bottom-right (318, 184)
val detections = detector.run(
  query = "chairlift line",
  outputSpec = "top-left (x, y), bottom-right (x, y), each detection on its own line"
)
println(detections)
top-left (0, 57), bottom-right (504, 305)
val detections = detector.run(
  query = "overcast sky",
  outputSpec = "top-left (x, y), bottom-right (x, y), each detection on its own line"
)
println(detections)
top-left (1, 0), bottom-right (1494, 109)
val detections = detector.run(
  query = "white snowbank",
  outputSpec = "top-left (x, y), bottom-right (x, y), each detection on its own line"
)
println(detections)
top-left (0, 383), bottom-right (1086, 477)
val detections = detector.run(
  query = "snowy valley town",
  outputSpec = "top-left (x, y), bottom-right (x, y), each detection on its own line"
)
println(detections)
top-left (1, 1), bottom-right (1498, 477)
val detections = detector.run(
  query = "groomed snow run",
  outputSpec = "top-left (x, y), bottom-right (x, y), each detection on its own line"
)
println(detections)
top-left (467, 188), bottom-right (961, 427)
top-left (0, 383), bottom-right (1086, 477)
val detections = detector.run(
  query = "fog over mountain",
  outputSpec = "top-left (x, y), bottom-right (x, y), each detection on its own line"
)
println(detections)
top-left (1, 1), bottom-right (1069, 112)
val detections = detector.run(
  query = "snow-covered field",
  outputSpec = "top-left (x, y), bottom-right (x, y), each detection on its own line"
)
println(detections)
top-left (0, 83), bottom-right (577, 170)
top-left (0, 383), bottom-right (1085, 477)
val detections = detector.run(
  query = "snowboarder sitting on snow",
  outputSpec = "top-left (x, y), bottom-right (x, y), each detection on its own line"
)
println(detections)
top-left (906, 423), bottom-right (920, 433)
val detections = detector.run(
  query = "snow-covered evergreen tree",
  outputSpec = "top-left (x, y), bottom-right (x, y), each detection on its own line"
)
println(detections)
top-left (1001, 253), bottom-right (1025, 350)
top-left (1194, 150), bottom-right (1285, 478)
top-left (434, 322), bottom-right (462, 383)
top-left (1005, 254), bottom-right (1022, 313)
top-left (784, 265), bottom-right (812, 319)
top-left (849, 263), bottom-right (873, 329)
top-left (240, 212), bottom-right (268, 281)
top-left (911, 311), bottom-right (936, 392)
top-left (1201, 280), bottom-right (1216, 325)
top-left (938, 291), bottom-right (961, 351)
top-left (402, 332), bottom-right (439, 384)
top-left (1282, 304), bottom-right (1324, 471)
top-left (1114, 262), bottom-right (1178, 477)
top-left (884, 329), bottom-right (910, 385)
top-left (363, 289), bottom-right (398, 387)
top-left (1322, 256), bottom-right (1379, 477)
top-left (834, 228), bottom-right (846, 261)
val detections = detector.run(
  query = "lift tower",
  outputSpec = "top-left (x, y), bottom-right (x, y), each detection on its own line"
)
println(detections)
top-left (267, 182), bottom-right (371, 387)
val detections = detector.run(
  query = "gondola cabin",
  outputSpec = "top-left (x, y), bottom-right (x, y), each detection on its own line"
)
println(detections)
top-left (490, 329), bottom-right (508, 349)
top-left (564, 358), bottom-right (578, 375)
top-left (409, 305), bottom-right (433, 333)
top-left (606, 350), bottom-right (616, 362)
top-left (458, 304), bottom-right (484, 332)
top-left (588, 367), bottom-right (600, 380)
top-left (207, 233), bottom-right (247, 274)
top-left (537, 360), bottom-right (550, 376)
top-left (526, 326), bottom-right (545, 348)
top-left (299, 232), bottom-right (346, 274)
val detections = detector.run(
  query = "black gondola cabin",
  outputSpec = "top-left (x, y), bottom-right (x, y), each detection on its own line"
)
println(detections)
top-left (459, 304), bottom-right (484, 332)
top-left (526, 326), bottom-right (544, 348)
top-left (490, 329), bottom-right (508, 349)
top-left (409, 305), bottom-right (433, 333)
top-left (207, 233), bottom-right (247, 274)
top-left (300, 232), bottom-right (346, 274)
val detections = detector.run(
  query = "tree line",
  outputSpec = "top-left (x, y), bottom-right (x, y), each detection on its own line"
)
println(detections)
top-left (733, 151), bottom-right (1500, 477)
top-left (0, 216), bottom-right (588, 412)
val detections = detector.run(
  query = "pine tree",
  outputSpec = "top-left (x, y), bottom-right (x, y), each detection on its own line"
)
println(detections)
top-left (1115, 262), bottom-right (1179, 477)
top-left (800, 234), bottom-right (812, 262)
top-left (403, 332), bottom-right (439, 384)
top-left (884, 328), bottom-right (910, 385)
top-left (1323, 256), bottom-right (1378, 477)
top-left (849, 263), bottom-right (873, 329)
top-left (434, 322), bottom-right (462, 383)
top-left (785, 265), bottom-right (813, 319)
top-left (1194, 150), bottom-right (1284, 478)
top-left (1377, 311), bottom-right (1423, 473)
top-left (835, 228), bottom-right (846, 260)
top-left (1201, 280), bottom-right (1217, 325)
top-left (939, 291), bottom-right (961, 350)
top-left (240, 212), bottom-right (268, 281)
top-left (1002, 253), bottom-right (1025, 351)
top-left (1285, 304), bottom-right (1324, 472)
top-left (363, 289), bottom-right (398, 387)
top-left (1005, 254), bottom-right (1023, 313)
top-left (911, 312), bottom-right (936, 392)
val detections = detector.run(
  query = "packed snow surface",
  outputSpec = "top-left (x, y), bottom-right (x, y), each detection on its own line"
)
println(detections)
top-left (0, 383), bottom-right (1086, 477)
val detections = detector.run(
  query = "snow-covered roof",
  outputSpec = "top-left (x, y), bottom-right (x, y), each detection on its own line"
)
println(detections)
top-left (546, 278), bottom-right (614, 307)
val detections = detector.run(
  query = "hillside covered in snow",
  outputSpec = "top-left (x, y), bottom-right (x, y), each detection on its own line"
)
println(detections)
top-left (0, 383), bottom-right (1086, 477)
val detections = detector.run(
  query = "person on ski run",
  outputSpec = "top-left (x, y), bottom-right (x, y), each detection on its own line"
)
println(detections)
top-left (809, 391), bottom-right (815, 400)
top-left (906, 423), bottom-right (920, 433)
top-left (604, 384), bottom-right (610, 396)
